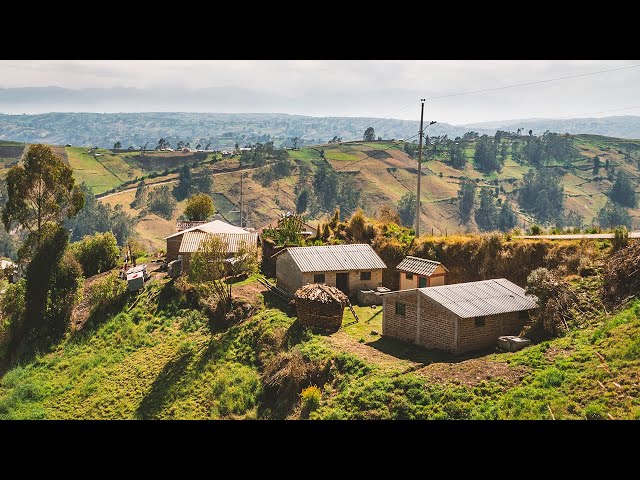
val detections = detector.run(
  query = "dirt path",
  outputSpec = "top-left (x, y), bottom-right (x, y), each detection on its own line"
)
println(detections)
top-left (324, 331), bottom-right (419, 373)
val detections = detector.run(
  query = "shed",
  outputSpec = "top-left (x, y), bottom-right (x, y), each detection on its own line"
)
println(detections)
top-left (165, 219), bottom-right (251, 262)
top-left (396, 256), bottom-right (448, 289)
top-left (382, 278), bottom-right (538, 354)
top-left (178, 231), bottom-right (258, 272)
top-left (275, 243), bottom-right (386, 296)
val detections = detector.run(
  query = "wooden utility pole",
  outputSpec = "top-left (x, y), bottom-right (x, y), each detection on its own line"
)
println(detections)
top-left (240, 171), bottom-right (244, 228)
top-left (415, 99), bottom-right (425, 237)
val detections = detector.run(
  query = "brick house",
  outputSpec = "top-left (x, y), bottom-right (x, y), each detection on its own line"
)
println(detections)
top-left (382, 278), bottom-right (538, 354)
top-left (396, 256), bottom-right (448, 289)
top-left (274, 244), bottom-right (386, 296)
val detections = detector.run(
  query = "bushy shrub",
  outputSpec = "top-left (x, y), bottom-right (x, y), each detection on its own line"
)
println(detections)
top-left (300, 385), bottom-right (321, 417)
top-left (86, 272), bottom-right (128, 322)
top-left (72, 232), bottom-right (120, 277)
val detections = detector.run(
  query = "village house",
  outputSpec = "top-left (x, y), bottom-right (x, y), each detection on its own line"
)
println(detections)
top-left (275, 243), bottom-right (386, 296)
top-left (177, 230), bottom-right (258, 271)
top-left (396, 256), bottom-right (448, 289)
top-left (382, 278), bottom-right (538, 354)
top-left (165, 219), bottom-right (257, 264)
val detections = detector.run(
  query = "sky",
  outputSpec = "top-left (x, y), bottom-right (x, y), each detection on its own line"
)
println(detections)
top-left (1, 60), bottom-right (639, 124)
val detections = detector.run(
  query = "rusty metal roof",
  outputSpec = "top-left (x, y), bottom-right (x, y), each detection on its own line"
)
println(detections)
top-left (166, 219), bottom-right (249, 239)
top-left (179, 231), bottom-right (258, 254)
top-left (285, 244), bottom-right (386, 273)
top-left (418, 278), bottom-right (538, 318)
top-left (396, 256), bottom-right (448, 276)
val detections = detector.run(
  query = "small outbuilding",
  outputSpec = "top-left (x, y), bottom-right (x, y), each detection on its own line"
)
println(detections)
top-left (295, 284), bottom-right (348, 332)
top-left (382, 278), bottom-right (538, 354)
top-left (165, 219), bottom-right (253, 263)
top-left (274, 243), bottom-right (386, 296)
top-left (396, 256), bottom-right (448, 289)
top-left (177, 231), bottom-right (258, 272)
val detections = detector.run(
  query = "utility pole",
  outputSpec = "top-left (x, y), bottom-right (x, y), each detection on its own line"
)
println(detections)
top-left (415, 99), bottom-right (425, 237)
top-left (240, 171), bottom-right (244, 228)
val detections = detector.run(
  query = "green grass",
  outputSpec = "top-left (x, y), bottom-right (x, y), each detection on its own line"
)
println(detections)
top-left (66, 147), bottom-right (123, 194)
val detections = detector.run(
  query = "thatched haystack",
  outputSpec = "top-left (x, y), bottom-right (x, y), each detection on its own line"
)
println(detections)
top-left (295, 284), bottom-right (348, 332)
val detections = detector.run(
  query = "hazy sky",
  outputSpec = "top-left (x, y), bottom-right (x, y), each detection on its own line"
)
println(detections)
top-left (1, 60), bottom-right (639, 124)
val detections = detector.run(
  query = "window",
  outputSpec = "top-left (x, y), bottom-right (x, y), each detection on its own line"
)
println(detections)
top-left (418, 277), bottom-right (427, 288)
top-left (360, 271), bottom-right (371, 281)
top-left (406, 273), bottom-right (414, 280)
top-left (395, 302), bottom-right (406, 316)
top-left (474, 316), bottom-right (486, 327)
top-left (313, 273), bottom-right (325, 283)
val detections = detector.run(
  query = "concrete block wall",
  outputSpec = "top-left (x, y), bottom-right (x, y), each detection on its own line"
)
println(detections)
top-left (456, 311), bottom-right (526, 354)
top-left (382, 290), bottom-right (418, 343)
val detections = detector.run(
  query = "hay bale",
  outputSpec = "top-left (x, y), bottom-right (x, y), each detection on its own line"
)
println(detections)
top-left (295, 284), bottom-right (348, 332)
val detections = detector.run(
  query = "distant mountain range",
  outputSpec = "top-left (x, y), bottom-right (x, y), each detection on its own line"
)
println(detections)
top-left (0, 86), bottom-right (639, 147)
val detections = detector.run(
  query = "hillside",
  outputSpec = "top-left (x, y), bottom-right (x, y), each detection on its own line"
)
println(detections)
top-left (3, 112), bottom-right (640, 150)
top-left (0, 266), bottom-right (637, 420)
top-left (2, 133), bottom-right (640, 255)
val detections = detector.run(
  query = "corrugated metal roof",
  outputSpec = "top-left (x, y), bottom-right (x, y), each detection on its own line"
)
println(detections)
top-left (396, 256), bottom-right (448, 276)
top-left (166, 220), bottom-right (249, 239)
top-left (418, 278), bottom-right (538, 318)
top-left (285, 244), bottom-right (386, 273)
top-left (179, 231), bottom-right (258, 254)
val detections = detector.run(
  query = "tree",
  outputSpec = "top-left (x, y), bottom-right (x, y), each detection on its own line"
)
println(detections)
top-left (449, 141), bottom-right (467, 169)
top-left (113, 141), bottom-right (122, 151)
top-left (205, 143), bottom-right (211, 150)
top-left (2, 144), bottom-right (84, 256)
top-left (397, 192), bottom-right (416, 227)
top-left (475, 188), bottom-right (497, 231)
top-left (71, 232), bottom-right (120, 277)
top-left (157, 138), bottom-right (166, 150)
top-left (593, 155), bottom-right (601, 175)
top-left (177, 141), bottom-right (185, 150)
top-left (131, 180), bottom-right (148, 209)
top-left (148, 186), bottom-right (177, 220)
top-left (473, 135), bottom-right (501, 173)
top-left (188, 235), bottom-right (232, 308)
top-left (66, 183), bottom-right (134, 245)
top-left (598, 200), bottom-right (632, 229)
top-left (457, 178), bottom-right (476, 224)
top-left (292, 137), bottom-right (300, 150)
top-left (184, 193), bottom-right (214, 221)
top-left (518, 168), bottom-right (564, 223)
top-left (196, 144), bottom-right (202, 150)
top-left (191, 173), bottom-right (214, 196)
top-left (174, 165), bottom-right (192, 201)
top-left (296, 188), bottom-right (309, 214)
top-left (363, 127), bottom-right (376, 142)
top-left (609, 171), bottom-right (636, 208)
top-left (377, 205), bottom-right (401, 224)
top-left (229, 241), bottom-right (259, 278)
top-left (497, 201), bottom-right (517, 231)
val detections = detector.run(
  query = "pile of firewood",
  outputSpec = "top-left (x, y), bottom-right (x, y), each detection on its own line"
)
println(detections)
top-left (294, 284), bottom-right (348, 332)
top-left (603, 241), bottom-right (640, 307)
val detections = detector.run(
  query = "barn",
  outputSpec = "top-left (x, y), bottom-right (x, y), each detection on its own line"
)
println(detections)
top-left (165, 219), bottom-right (251, 262)
top-left (396, 256), bottom-right (448, 289)
top-left (274, 244), bottom-right (386, 296)
top-left (382, 278), bottom-right (538, 354)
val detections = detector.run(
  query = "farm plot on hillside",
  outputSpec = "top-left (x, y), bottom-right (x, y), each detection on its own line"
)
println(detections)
top-left (66, 147), bottom-right (123, 194)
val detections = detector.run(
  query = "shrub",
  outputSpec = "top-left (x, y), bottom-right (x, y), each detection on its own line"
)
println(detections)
top-left (300, 385), bottom-right (322, 417)
top-left (584, 402), bottom-right (607, 420)
top-left (613, 226), bottom-right (628, 251)
top-left (184, 193), bottom-right (214, 221)
top-left (72, 232), bottom-right (120, 277)
top-left (530, 224), bottom-right (543, 235)
top-left (86, 272), bottom-right (128, 320)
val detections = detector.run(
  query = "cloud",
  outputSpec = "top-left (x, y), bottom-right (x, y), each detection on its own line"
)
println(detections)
top-left (0, 60), bottom-right (639, 123)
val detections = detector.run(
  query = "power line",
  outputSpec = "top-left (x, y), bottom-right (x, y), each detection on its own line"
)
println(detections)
top-left (559, 104), bottom-right (640, 119)
top-left (425, 64), bottom-right (640, 101)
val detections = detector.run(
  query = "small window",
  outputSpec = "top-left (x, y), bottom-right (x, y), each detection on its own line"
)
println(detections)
top-left (395, 302), bottom-right (406, 316)
top-left (418, 277), bottom-right (427, 288)
top-left (313, 273), bottom-right (325, 283)
top-left (406, 273), bottom-right (414, 280)
top-left (360, 271), bottom-right (371, 281)
top-left (475, 316), bottom-right (486, 327)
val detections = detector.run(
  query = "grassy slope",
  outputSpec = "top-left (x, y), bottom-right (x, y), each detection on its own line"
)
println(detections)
top-left (1, 276), bottom-right (638, 420)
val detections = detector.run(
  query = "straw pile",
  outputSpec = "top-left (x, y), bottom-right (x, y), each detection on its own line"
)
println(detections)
top-left (603, 240), bottom-right (640, 306)
top-left (294, 284), bottom-right (348, 332)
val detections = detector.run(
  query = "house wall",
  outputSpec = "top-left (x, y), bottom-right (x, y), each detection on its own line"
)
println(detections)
top-left (456, 311), bottom-right (527, 354)
top-left (383, 290), bottom-right (529, 354)
top-left (276, 250), bottom-right (304, 293)
top-left (382, 290), bottom-right (419, 343)
top-left (398, 265), bottom-right (448, 290)
top-left (166, 234), bottom-right (184, 262)
top-left (300, 269), bottom-right (383, 296)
